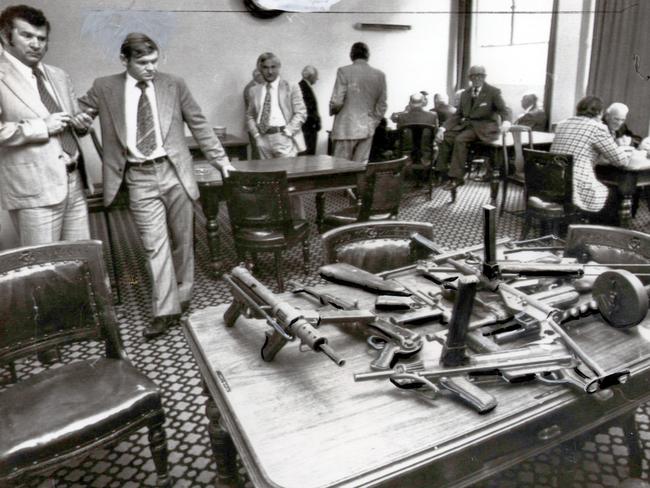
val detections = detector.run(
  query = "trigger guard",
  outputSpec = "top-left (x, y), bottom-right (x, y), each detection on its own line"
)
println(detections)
top-left (367, 335), bottom-right (387, 350)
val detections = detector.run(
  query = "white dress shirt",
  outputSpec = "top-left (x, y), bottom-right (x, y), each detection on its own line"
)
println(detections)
top-left (124, 73), bottom-right (167, 161)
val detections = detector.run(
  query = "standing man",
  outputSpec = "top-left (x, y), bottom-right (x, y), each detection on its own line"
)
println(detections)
top-left (435, 65), bottom-right (511, 190)
top-left (0, 5), bottom-right (90, 247)
top-left (515, 93), bottom-right (547, 131)
top-left (329, 42), bottom-right (387, 163)
top-left (298, 65), bottom-right (320, 155)
top-left (246, 52), bottom-right (306, 159)
top-left (76, 33), bottom-right (233, 339)
top-left (244, 68), bottom-right (263, 159)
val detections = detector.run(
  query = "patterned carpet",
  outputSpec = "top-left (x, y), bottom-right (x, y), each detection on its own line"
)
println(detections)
top-left (5, 176), bottom-right (650, 488)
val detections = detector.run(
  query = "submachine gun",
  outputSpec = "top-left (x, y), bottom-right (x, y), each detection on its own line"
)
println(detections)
top-left (223, 266), bottom-right (345, 366)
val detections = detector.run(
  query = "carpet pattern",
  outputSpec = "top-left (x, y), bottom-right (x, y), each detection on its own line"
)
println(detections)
top-left (4, 177), bottom-right (650, 488)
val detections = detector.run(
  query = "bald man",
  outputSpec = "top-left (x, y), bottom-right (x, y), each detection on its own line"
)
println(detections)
top-left (603, 102), bottom-right (641, 148)
top-left (298, 65), bottom-right (321, 155)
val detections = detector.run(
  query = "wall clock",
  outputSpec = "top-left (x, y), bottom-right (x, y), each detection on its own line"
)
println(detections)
top-left (244, 0), bottom-right (284, 19)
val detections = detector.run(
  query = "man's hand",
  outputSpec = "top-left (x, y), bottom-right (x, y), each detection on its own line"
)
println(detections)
top-left (435, 127), bottom-right (445, 144)
top-left (70, 111), bottom-right (94, 131)
top-left (220, 163), bottom-right (236, 178)
top-left (45, 112), bottom-right (72, 135)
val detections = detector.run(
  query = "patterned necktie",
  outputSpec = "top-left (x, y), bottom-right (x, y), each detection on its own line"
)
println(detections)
top-left (33, 67), bottom-right (78, 158)
top-left (258, 83), bottom-right (272, 134)
top-left (136, 81), bottom-right (157, 156)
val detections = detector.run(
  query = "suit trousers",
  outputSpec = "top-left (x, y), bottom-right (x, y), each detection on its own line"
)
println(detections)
top-left (333, 137), bottom-right (373, 163)
top-left (436, 127), bottom-right (480, 180)
top-left (9, 169), bottom-right (90, 246)
top-left (300, 129), bottom-right (318, 155)
top-left (125, 159), bottom-right (193, 318)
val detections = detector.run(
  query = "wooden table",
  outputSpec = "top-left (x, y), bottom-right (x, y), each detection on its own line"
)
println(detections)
top-left (183, 252), bottom-right (650, 487)
top-left (186, 133), bottom-right (249, 161)
top-left (193, 155), bottom-right (366, 275)
top-left (596, 163), bottom-right (650, 228)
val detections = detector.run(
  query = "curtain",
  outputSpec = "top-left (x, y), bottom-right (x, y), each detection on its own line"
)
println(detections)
top-left (542, 0), bottom-right (559, 131)
top-left (452, 0), bottom-right (473, 92)
top-left (587, 0), bottom-right (650, 137)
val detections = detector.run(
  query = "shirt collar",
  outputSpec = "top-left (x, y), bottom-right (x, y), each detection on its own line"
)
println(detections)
top-left (265, 77), bottom-right (280, 89)
top-left (3, 50), bottom-right (44, 81)
top-left (126, 72), bottom-right (152, 88)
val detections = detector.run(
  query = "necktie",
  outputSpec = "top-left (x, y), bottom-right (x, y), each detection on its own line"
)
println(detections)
top-left (33, 67), bottom-right (78, 158)
top-left (258, 83), bottom-right (272, 134)
top-left (136, 81), bottom-right (157, 157)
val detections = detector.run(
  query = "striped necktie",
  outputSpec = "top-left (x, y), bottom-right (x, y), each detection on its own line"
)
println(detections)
top-left (136, 81), bottom-right (157, 156)
top-left (258, 83), bottom-right (272, 134)
top-left (32, 67), bottom-right (78, 158)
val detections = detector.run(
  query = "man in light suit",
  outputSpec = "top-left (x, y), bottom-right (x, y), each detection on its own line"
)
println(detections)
top-left (298, 65), bottom-right (320, 155)
top-left (75, 33), bottom-right (233, 339)
top-left (330, 42), bottom-right (387, 163)
top-left (0, 5), bottom-right (90, 247)
top-left (435, 65), bottom-right (511, 190)
top-left (246, 52), bottom-right (306, 159)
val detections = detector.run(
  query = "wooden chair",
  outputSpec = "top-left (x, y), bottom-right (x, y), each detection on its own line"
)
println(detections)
top-left (224, 170), bottom-right (309, 292)
top-left (321, 156), bottom-right (408, 232)
top-left (0, 241), bottom-right (169, 487)
top-left (521, 149), bottom-right (575, 239)
top-left (321, 220), bottom-right (436, 274)
top-left (499, 125), bottom-right (534, 214)
top-left (397, 123), bottom-right (438, 200)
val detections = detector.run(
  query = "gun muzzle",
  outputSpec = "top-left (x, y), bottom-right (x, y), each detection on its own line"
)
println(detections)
top-left (318, 343), bottom-right (346, 366)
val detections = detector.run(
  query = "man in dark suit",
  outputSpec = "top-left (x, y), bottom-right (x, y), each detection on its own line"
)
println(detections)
top-left (435, 65), bottom-right (511, 190)
top-left (515, 93), bottom-right (547, 131)
top-left (298, 65), bottom-right (320, 155)
top-left (76, 33), bottom-right (233, 339)
top-left (432, 93), bottom-right (456, 125)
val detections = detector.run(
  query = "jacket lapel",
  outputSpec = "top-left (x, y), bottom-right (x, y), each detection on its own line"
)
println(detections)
top-left (0, 55), bottom-right (49, 118)
top-left (104, 74), bottom-right (127, 148)
top-left (153, 75), bottom-right (175, 140)
top-left (42, 64), bottom-right (71, 113)
top-left (278, 79), bottom-right (289, 122)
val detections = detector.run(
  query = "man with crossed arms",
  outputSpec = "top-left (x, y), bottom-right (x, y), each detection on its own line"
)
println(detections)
top-left (76, 33), bottom-right (233, 339)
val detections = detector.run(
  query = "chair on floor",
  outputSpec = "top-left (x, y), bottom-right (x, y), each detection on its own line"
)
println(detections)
top-left (321, 156), bottom-right (408, 232)
top-left (224, 170), bottom-right (309, 292)
top-left (521, 149), bottom-right (575, 239)
top-left (499, 124), bottom-right (534, 214)
top-left (0, 241), bottom-right (169, 487)
top-left (397, 123), bottom-right (438, 200)
top-left (321, 220), bottom-right (437, 274)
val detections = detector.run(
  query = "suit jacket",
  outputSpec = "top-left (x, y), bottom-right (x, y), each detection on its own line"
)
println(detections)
top-left (299, 79), bottom-right (321, 132)
top-left (0, 53), bottom-right (87, 210)
top-left (551, 116), bottom-right (629, 212)
top-left (444, 83), bottom-right (511, 142)
top-left (432, 104), bottom-right (456, 125)
top-left (394, 108), bottom-right (438, 128)
top-left (329, 59), bottom-right (387, 140)
top-left (600, 119), bottom-right (642, 148)
top-left (245, 78), bottom-right (306, 153)
top-left (79, 72), bottom-right (229, 206)
top-left (516, 107), bottom-right (547, 131)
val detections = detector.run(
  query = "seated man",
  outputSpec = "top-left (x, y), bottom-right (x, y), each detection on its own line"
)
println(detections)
top-left (434, 65), bottom-right (511, 191)
top-left (514, 93), bottom-right (547, 131)
top-left (391, 92), bottom-right (438, 127)
top-left (431, 93), bottom-right (456, 125)
top-left (602, 102), bottom-right (642, 147)
top-left (551, 96), bottom-right (632, 225)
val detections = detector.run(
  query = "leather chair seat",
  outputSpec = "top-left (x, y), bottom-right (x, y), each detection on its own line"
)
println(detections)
top-left (335, 238), bottom-right (416, 274)
top-left (323, 207), bottom-right (394, 227)
top-left (234, 219), bottom-right (309, 248)
top-left (0, 358), bottom-right (163, 479)
top-left (528, 196), bottom-right (563, 215)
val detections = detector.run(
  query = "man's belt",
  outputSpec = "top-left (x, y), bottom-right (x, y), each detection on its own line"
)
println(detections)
top-left (264, 126), bottom-right (286, 135)
top-left (127, 155), bottom-right (169, 167)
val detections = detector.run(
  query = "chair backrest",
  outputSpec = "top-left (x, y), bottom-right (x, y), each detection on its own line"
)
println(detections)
top-left (565, 225), bottom-right (650, 284)
top-left (224, 170), bottom-right (293, 232)
top-left (358, 156), bottom-right (408, 221)
top-left (321, 220), bottom-right (435, 273)
top-left (0, 241), bottom-right (124, 366)
top-left (523, 149), bottom-right (574, 211)
top-left (398, 123), bottom-right (437, 166)
top-left (503, 124), bottom-right (534, 176)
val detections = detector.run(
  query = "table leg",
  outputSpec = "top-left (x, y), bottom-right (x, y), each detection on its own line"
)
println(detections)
top-left (198, 186), bottom-right (224, 277)
top-left (204, 384), bottom-right (240, 486)
top-left (489, 148), bottom-right (501, 205)
top-left (618, 192), bottom-right (634, 228)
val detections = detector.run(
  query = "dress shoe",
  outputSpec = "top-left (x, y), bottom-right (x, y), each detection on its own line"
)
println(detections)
top-left (142, 317), bottom-right (168, 339)
top-left (37, 348), bottom-right (60, 365)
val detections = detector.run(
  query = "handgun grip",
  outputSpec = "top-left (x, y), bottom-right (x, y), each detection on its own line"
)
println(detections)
top-left (370, 342), bottom-right (402, 371)
top-left (261, 329), bottom-right (289, 362)
top-left (223, 299), bottom-right (243, 328)
top-left (438, 376), bottom-right (497, 414)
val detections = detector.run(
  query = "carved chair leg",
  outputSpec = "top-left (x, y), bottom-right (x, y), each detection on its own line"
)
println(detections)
top-left (148, 418), bottom-right (170, 487)
top-left (273, 251), bottom-right (284, 292)
top-left (302, 239), bottom-right (310, 272)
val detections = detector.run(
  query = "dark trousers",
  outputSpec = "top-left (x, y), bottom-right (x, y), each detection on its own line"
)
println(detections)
top-left (436, 127), bottom-right (480, 180)
top-left (300, 129), bottom-right (318, 155)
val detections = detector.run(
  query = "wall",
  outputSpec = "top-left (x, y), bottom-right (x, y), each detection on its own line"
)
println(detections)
top-left (0, 0), bottom-right (453, 249)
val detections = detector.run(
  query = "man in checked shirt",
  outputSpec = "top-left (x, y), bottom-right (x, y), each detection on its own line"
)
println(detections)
top-left (551, 95), bottom-right (633, 225)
